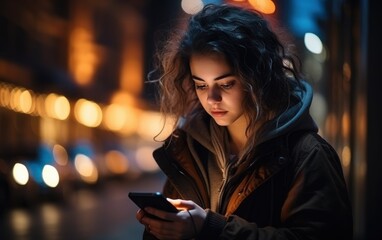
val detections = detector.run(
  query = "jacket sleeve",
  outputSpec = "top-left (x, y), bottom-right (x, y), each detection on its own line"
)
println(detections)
top-left (196, 134), bottom-right (353, 240)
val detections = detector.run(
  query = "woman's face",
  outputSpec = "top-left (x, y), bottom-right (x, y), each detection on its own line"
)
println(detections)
top-left (189, 53), bottom-right (246, 127)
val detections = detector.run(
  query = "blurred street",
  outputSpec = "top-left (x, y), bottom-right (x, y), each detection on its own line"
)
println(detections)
top-left (0, 0), bottom-right (381, 239)
top-left (0, 172), bottom-right (166, 240)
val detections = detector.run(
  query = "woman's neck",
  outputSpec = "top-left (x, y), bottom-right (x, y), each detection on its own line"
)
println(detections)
top-left (227, 116), bottom-right (249, 155)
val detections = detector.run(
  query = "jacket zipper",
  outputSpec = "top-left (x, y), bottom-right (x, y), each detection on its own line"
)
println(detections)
top-left (216, 161), bottom-right (233, 213)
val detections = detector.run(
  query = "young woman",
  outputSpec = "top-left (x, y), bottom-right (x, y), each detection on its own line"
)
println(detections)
top-left (136, 3), bottom-right (353, 240)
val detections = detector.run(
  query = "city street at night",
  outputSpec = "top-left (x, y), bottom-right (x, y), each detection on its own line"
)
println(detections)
top-left (0, 172), bottom-right (166, 240)
top-left (1, 0), bottom-right (381, 239)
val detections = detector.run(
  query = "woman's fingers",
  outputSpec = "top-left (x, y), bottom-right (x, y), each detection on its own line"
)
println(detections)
top-left (167, 198), bottom-right (195, 210)
top-left (136, 209), bottom-right (145, 223)
top-left (137, 200), bottom-right (206, 239)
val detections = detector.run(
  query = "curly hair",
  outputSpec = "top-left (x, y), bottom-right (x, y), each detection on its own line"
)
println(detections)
top-left (150, 3), bottom-right (302, 140)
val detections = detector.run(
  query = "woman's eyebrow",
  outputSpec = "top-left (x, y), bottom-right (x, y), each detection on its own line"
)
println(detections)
top-left (192, 73), bottom-right (234, 81)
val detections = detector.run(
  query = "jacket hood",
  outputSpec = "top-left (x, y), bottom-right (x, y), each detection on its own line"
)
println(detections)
top-left (181, 80), bottom-right (318, 149)
top-left (257, 80), bottom-right (318, 144)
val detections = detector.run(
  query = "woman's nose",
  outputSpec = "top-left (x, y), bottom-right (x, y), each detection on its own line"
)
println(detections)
top-left (207, 86), bottom-right (222, 104)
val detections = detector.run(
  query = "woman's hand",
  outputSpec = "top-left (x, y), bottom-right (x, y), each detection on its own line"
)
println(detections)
top-left (135, 198), bottom-right (206, 240)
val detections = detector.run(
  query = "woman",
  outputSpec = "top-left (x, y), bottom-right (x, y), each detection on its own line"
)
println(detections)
top-left (136, 3), bottom-right (353, 240)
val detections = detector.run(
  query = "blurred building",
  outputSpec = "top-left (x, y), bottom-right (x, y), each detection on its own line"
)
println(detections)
top-left (0, 0), bottom-right (381, 239)
top-left (0, 0), bottom-right (181, 214)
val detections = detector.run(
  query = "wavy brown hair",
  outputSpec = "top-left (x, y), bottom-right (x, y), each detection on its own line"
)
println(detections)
top-left (149, 3), bottom-right (302, 144)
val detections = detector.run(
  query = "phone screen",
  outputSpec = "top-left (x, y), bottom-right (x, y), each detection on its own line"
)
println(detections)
top-left (128, 192), bottom-right (179, 213)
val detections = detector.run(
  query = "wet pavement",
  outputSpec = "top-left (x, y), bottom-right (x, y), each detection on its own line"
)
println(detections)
top-left (0, 172), bottom-right (167, 240)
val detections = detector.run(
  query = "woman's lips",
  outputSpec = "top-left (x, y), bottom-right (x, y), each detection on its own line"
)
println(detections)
top-left (211, 110), bottom-right (227, 117)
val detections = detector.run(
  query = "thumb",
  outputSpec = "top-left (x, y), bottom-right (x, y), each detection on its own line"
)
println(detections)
top-left (167, 198), bottom-right (195, 210)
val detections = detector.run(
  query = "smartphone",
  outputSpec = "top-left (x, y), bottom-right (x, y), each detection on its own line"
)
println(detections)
top-left (128, 192), bottom-right (179, 214)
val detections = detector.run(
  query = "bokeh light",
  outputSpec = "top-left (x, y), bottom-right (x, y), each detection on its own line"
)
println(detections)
top-left (42, 165), bottom-right (60, 188)
top-left (181, 0), bottom-right (204, 14)
top-left (13, 163), bottom-right (29, 186)
top-left (304, 32), bottom-right (323, 54)
top-left (74, 154), bottom-right (99, 183)
top-left (74, 99), bottom-right (103, 128)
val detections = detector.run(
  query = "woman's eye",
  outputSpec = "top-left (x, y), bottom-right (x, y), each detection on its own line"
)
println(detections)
top-left (194, 80), bottom-right (235, 90)
top-left (221, 81), bottom-right (235, 89)
top-left (195, 84), bottom-right (207, 90)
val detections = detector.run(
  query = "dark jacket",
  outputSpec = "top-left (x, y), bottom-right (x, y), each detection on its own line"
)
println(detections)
top-left (145, 81), bottom-right (353, 239)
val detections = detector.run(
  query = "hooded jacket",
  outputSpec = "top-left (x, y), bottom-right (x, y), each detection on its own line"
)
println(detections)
top-left (146, 81), bottom-right (353, 239)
